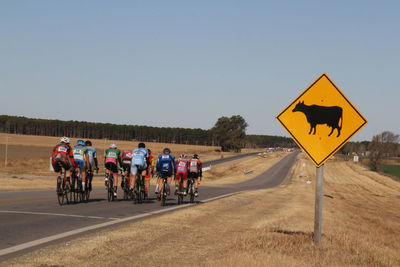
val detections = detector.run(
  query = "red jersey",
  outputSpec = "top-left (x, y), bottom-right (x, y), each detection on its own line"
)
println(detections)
top-left (52, 143), bottom-right (75, 168)
top-left (175, 158), bottom-right (189, 174)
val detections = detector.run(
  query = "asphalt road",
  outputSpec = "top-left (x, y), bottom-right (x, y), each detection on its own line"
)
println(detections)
top-left (0, 151), bottom-right (298, 262)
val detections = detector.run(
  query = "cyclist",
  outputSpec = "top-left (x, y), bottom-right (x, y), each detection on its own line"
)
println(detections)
top-left (85, 140), bottom-right (99, 191)
top-left (188, 154), bottom-right (202, 197)
top-left (144, 149), bottom-right (155, 197)
top-left (121, 149), bottom-right (133, 189)
top-left (175, 154), bottom-right (189, 196)
top-left (51, 137), bottom-right (75, 193)
top-left (156, 148), bottom-right (175, 199)
top-left (104, 143), bottom-right (122, 197)
top-left (130, 142), bottom-right (149, 193)
top-left (73, 140), bottom-right (90, 192)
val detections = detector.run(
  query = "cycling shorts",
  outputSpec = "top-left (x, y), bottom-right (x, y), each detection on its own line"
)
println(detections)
top-left (176, 171), bottom-right (188, 180)
top-left (158, 168), bottom-right (173, 178)
top-left (131, 162), bottom-right (147, 175)
top-left (122, 163), bottom-right (131, 174)
top-left (74, 159), bottom-right (86, 170)
top-left (189, 172), bottom-right (199, 179)
top-left (105, 162), bottom-right (118, 174)
top-left (53, 158), bottom-right (72, 172)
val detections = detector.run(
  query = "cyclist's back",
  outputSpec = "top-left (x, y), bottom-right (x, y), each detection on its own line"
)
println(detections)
top-left (157, 151), bottom-right (175, 177)
top-left (132, 147), bottom-right (149, 171)
top-left (73, 141), bottom-right (88, 170)
top-left (85, 141), bottom-right (98, 171)
top-left (189, 154), bottom-right (202, 197)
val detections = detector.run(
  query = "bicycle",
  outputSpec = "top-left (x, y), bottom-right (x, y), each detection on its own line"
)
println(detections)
top-left (121, 170), bottom-right (133, 200)
top-left (160, 169), bottom-right (169, 206)
top-left (133, 166), bottom-right (146, 204)
top-left (71, 168), bottom-right (83, 203)
top-left (82, 169), bottom-right (92, 203)
top-left (187, 176), bottom-right (195, 204)
top-left (105, 172), bottom-right (115, 202)
top-left (56, 166), bottom-right (71, 205)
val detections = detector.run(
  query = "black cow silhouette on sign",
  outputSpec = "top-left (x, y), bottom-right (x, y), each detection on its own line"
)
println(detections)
top-left (292, 101), bottom-right (343, 137)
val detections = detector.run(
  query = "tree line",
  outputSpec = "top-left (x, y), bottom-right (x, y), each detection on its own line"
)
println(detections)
top-left (0, 115), bottom-right (295, 149)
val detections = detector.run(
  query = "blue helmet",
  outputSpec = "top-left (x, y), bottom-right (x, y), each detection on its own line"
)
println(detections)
top-left (163, 148), bottom-right (171, 154)
top-left (77, 140), bottom-right (85, 146)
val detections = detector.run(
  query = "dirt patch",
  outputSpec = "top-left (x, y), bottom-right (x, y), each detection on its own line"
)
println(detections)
top-left (5, 152), bottom-right (400, 266)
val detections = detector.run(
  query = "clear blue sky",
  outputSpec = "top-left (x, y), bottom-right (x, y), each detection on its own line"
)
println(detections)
top-left (1, 1), bottom-right (399, 141)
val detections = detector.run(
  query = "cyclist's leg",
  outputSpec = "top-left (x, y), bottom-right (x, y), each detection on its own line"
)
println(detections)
top-left (183, 173), bottom-right (188, 194)
top-left (54, 160), bottom-right (63, 192)
top-left (81, 168), bottom-right (86, 191)
top-left (174, 173), bottom-right (180, 192)
top-left (111, 163), bottom-right (118, 195)
top-left (105, 162), bottom-right (111, 187)
top-left (194, 175), bottom-right (199, 196)
top-left (130, 164), bottom-right (138, 190)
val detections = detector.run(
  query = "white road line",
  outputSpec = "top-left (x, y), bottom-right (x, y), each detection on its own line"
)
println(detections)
top-left (0, 192), bottom-right (243, 257)
top-left (0, 210), bottom-right (113, 220)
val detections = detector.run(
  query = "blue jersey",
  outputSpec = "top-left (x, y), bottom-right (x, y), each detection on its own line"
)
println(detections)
top-left (132, 148), bottom-right (149, 166)
top-left (156, 153), bottom-right (175, 175)
top-left (86, 147), bottom-right (97, 169)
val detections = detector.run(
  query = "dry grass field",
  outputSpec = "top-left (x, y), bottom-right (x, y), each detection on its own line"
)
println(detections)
top-left (4, 152), bottom-right (400, 267)
top-left (0, 133), bottom-right (263, 190)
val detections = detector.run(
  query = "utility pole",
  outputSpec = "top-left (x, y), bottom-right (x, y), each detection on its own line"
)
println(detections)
top-left (5, 136), bottom-right (9, 167)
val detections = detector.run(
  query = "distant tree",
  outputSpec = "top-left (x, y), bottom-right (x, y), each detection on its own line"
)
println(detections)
top-left (368, 131), bottom-right (399, 171)
top-left (211, 115), bottom-right (248, 152)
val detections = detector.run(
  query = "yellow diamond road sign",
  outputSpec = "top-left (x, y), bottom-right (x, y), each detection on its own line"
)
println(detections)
top-left (276, 73), bottom-right (367, 167)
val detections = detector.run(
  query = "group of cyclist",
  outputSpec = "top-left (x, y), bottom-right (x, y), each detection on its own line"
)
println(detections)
top-left (51, 137), bottom-right (99, 194)
top-left (51, 137), bottom-right (202, 200)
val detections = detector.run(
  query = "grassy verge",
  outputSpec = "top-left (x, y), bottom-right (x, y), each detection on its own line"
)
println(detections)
top-left (380, 164), bottom-right (400, 180)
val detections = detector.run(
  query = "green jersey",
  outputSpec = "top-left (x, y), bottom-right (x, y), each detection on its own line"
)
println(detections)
top-left (105, 148), bottom-right (121, 164)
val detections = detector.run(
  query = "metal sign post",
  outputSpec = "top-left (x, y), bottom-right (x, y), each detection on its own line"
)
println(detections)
top-left (314, 165), bottom-right (324, 244)
top-left (276, 73), bottom-right (367, 245)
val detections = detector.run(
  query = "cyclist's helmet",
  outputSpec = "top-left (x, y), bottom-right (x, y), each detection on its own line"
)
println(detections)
top-left (193, 154), bottom-right (199, 159)
top-left (60, 136), bottom-right (70, 144)
top-left (77, 140), bottom-right (85, 146)
top-left (138, 142), bottom-right (146, 148)
top-left (179, 154), bottom-right (186, 159)
top-left (163, 148), bottom-right (171, 154)
top-left (110, 143), bottom-right (117, 149)
top-left (148, 149), bottom-right (152, 155)
top-left (85, 140), bottom-right (92, 146)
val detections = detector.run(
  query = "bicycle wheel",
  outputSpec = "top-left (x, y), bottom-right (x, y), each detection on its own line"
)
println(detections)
top-left (135, 174), bottom-right (142, 204)
top-left (107, 178), bottom-right (113, 202)
top-left (140, 176), bottom-right (146, 201)
top-left (57, 177), bottom-right (64, 205)
top-left (57, 190), bottom-right (64, 205)
top-left (189, 180), bottom-right (195, 203)
top-left (177, 179), bottom-right (183, 205)
top-left (123, 186), bottom-right (128, 200)
top-left (160, 179), bottom-right (166, 206)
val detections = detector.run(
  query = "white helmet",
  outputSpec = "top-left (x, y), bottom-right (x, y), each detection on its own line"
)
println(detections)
top-left (60, 136), bottom-right (70, 144)
top-left (110, 143), bottom-right (117, 149)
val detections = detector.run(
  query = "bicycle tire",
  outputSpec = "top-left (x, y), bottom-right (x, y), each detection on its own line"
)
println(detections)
top-left (57, 177), bottom-right (64, 205)
top-left (177, 178), bottom-right (183, 205)
top-left (189, 179), bottom-right (195, 203)
top-left (57, 191), bottom-right (64, 205)
top-left (123, 187), bottom-right (128, 200)
top-left (134, 173), bottom-right (142, 204)
top-left (140, 176), bottom-right (146, 201)
top-left (160, 179), bottom-right (166, 206)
